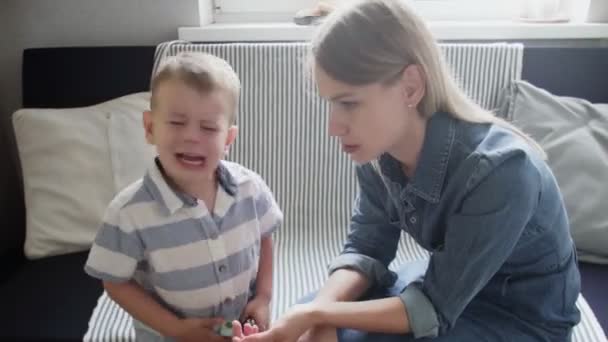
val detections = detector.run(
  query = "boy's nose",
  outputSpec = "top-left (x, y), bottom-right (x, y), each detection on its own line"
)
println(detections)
top-left (183, 125), bottom-right (201, 142)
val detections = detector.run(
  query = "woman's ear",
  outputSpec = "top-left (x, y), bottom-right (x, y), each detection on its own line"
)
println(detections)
top-left (400, 64), bottom-right (425, 107)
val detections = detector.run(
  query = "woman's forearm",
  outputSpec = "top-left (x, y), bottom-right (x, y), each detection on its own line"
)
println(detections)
top-left (313, 268), bottom-right (371, 303)
top-left (311, 297), bottom-right (411, 334)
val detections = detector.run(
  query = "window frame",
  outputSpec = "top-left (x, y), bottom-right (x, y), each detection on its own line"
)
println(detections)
top-left (210, 0), bottom-right (521, 23)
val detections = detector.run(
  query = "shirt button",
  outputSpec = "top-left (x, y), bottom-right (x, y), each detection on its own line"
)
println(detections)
top-left (410, 216), bottom-right (417, 224)
top-left (219, 265), bottom-right (227, 273)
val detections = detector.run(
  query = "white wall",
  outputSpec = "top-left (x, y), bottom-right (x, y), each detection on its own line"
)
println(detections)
top-left (0, 0), bottom-right (201, 116)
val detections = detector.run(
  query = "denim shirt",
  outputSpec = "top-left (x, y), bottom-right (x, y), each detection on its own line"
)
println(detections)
top-left (328, 112), bottom-right (581, 339)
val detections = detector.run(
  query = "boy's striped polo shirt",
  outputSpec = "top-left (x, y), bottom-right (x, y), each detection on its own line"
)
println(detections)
top-left (85, 158), bottom-right (282, 320)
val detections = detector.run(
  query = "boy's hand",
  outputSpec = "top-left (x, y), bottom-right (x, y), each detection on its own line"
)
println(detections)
top-left (240, 296), bottom-right (271, 331)
top-left (232, 303), bottom-right (316, 342)
top-left (172, 317), bottom-right (228, 342)
top-left (231, 320), bottom-right (260, 338)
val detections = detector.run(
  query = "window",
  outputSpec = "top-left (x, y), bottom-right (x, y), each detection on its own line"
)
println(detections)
top-left (209, 0), bottom-right (520, 23)
top-left (186, 0), bottom-right (606, 42)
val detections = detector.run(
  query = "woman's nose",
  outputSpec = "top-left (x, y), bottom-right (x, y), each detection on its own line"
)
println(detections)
top-left (328, 111), bottom-right (348, 137)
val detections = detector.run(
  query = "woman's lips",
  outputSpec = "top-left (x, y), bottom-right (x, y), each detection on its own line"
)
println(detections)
top-left (342, 144), bottom-right (360, 153)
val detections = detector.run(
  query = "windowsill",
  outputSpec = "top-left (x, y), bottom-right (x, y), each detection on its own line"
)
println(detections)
top-left (178, 21), bottom-right (608, 42)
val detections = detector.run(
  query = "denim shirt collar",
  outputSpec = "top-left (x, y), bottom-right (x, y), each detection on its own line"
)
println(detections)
top-left (379, 112), bottom-right (456, 204)
top-left (144, 157), bottom-right (238, 215)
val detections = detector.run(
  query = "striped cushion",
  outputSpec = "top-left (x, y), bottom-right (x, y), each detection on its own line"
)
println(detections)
top-left (85, 233), bottom-right (607, 342)
top-left (84, 42), bottom-right (606, 341)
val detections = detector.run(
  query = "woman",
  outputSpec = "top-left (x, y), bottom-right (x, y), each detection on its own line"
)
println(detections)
top-left (233, 0), bottom-right (580, 340)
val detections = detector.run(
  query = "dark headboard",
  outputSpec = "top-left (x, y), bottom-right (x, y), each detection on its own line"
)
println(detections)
top-left (0, 46), bottom-right (155, 277)
top-left (522, 47), bottom-right (608, 104)
top-left (22, 46), bottom-right (156, 108)
top-left (1, 45), bottom-right (606, 278)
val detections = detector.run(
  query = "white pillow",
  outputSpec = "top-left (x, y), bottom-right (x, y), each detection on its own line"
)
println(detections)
top-left (13, 92), bottom-right (152, 259)
top-left (107, 93), bottom-right (156, 193)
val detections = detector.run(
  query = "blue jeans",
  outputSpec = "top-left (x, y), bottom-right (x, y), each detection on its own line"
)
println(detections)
top-left (299, 260), bottom-right (572, 342)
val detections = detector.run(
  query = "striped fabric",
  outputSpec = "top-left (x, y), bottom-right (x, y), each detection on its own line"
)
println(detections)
top-left (85, 159), bottom-right (281, 323)
top-left (84, 42), bottom-right (607, 341)
top-left (85, 238), bottom-right (607, 342)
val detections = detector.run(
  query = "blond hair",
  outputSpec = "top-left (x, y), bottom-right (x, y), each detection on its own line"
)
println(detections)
top-left (150, 52), bottom-right (241, 124)
top-left (311, 0), bottom-right (545, 158)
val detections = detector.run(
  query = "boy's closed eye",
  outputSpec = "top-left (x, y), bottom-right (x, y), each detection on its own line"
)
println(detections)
top-left (201, 124), bottom-right (218, 132)
top-left (167, 112), bottom-right (188, 125)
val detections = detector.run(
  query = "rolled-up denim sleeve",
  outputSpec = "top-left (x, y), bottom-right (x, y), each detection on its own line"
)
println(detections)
top-left (328, 164), bottom-right (402, 289)
top-left (402, 153), bottom-right (541, 338)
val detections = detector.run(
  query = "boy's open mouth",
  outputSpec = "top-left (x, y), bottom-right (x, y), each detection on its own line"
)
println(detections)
top-left (176, 153), bottom-right (206, 166)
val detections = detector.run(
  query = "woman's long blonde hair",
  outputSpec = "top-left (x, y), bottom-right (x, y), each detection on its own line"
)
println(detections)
top-left (310, 0), bottom-right (545, 158)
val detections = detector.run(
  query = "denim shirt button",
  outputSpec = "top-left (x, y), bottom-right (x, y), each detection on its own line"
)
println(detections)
top-left (410, 216), bottom-right (417, 224)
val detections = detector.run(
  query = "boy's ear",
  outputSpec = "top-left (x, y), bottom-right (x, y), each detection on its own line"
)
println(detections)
top-left (225, 125), bottom-right (238, 154)
top-left (143, 110), bottom-right (155, 145)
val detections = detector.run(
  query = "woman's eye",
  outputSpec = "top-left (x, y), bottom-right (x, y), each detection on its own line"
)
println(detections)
top-left (169, 121), bottom-right (185, 126)
top-left (202, 126), bottom-right (218, 132)
top-left (340, 101), bottom-right (359, 110)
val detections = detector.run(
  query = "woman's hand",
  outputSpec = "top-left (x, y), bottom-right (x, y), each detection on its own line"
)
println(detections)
top-left (171, 317), bottom-right (228, 342)
top-left (232, 303), bottom-right (318, 342)
top-left (297, 326), bottom-right (337, 342)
